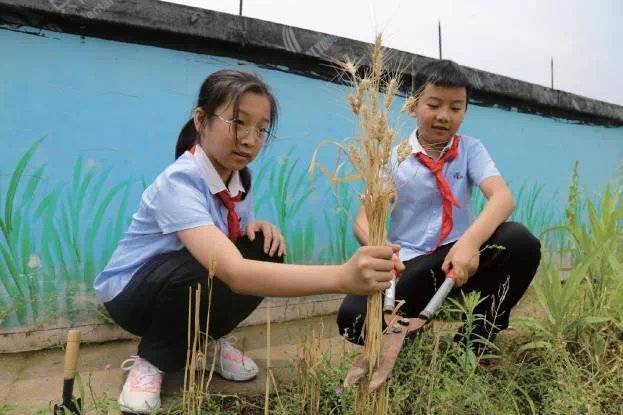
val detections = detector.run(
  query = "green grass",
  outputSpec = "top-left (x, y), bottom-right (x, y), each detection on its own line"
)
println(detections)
top-left (513, 181), bottom-right (556, 235)
top-left (0, 404), bottom-right (15, 415)
top-left (279, 273), bottom-right (620, 414)
top-left (190, 163), bottom-right (622, 413)
top-left (43, 289), bottom-right (622, 414)
top-left (522, 181), bottom-right (623, 360)
top-left (9, 158), bottom-right (622, 414)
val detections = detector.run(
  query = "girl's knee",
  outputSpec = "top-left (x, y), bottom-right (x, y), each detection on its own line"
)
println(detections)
top-left (237, 232), bottom-right (284, 263)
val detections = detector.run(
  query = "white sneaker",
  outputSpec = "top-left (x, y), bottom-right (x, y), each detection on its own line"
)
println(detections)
top-left (118, 356), bottom-right (163, 414)
top-left (204, 336), bottom-right (259, 381)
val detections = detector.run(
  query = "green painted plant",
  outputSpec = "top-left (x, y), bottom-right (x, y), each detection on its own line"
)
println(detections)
top-left (513, 181), bottom-right (555, 236)
top-left (0, 139), bottom-right (133, 327)
top-left (472, 180), bottom-right (558, 248)
top-left (254, 149), bottom-right (315, 264)
top-left (37, 158), bottom-right (131, 324)
top-left (471, 185), bottom-right (487, 216)
top-left (286, 217), bottom-right (317, 265)
top-left (41, 157), bottom-right (131, 282)
top-left (323, 185), bottom-right (359, 264)
top-left (0, 138), bottom-right (56, 325)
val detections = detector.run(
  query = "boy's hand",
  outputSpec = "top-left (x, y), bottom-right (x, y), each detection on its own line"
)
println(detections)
top-left (441, 239), bottom-right (479, 287)
top-left (342, 245), bottom-right (402, 295)
top-left (245, 220), bottom-right (287, 257)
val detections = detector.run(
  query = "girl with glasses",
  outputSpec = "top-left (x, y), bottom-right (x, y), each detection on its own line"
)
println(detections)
top-left (94, 69), bottom-right (403, 413)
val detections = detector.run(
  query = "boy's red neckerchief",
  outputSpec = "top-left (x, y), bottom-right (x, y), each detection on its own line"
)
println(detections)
top-left (414, 136), bottom-right (461, 252)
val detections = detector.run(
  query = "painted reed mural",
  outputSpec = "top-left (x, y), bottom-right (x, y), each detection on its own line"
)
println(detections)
top-left (1, 26), bottom-right (621, 328)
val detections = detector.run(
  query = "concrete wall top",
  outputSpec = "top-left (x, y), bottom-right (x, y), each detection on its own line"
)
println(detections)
top-left (1, 0), bottom-right (622, 126)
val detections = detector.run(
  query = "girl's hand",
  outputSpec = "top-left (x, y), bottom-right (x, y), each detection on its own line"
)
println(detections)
top-left (387, 243), bottom-right (405, 278)
top-left (441, 238), bottom-right (479, 287)
top-left (341, 245), bottom-right (403, 295)
top-left (245, 220), bottom-right (287, 257)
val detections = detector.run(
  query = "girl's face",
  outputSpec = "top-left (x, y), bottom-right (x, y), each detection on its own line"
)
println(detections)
top-left (195, 91), bottom-right (271, 182)
top-left (411, 83), bottom-right (467, 148)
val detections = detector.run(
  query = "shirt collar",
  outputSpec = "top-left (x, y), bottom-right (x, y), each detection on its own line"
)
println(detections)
top-left (193, 145), bottom-right (245, 195)
top-left (408, 129), bottom-right (455, 160)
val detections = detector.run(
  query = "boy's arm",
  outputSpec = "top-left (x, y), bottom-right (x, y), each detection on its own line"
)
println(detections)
top-left (354, 207), bottom-right (370, 246)
top-left (442, 175), bottom-right (514, 283)
top-left (462, 175), bottom-right (515, 247)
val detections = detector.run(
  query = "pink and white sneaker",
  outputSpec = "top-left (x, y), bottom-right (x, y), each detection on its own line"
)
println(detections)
top-left (118, 356), bottom-right (163, 413)
top-left (206, 336), bottom-right (259, 381)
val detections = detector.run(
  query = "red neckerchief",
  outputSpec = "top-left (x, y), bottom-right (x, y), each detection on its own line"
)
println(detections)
top-left (414, 136), bottom-right (461, 251)
top-left (188, 145), bottom-right (242, 243)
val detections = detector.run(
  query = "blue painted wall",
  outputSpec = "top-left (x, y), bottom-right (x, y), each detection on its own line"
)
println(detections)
top-left (0, 27), bottom-right (622, 328)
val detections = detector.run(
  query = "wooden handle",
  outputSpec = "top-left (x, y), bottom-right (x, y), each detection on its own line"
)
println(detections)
top-left (63, 329), bottom-right (81, 380)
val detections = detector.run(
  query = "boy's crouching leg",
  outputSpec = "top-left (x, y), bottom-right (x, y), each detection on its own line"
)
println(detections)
top-left (488, 221), bottom-right (541, 328)
top-left (492, 221), bottom-right (541, 301)
top-left (459, 221), bottom-right (541, 347)
top-left (496, 221), bottom-right (542, 270)
top-left (337, 295), bottom-right (368, 346)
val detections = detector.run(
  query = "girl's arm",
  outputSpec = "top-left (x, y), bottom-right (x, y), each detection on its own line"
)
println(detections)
top-left (178, 225), bottom-right (400, 297)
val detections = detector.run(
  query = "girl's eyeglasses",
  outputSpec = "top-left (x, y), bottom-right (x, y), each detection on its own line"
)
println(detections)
top-left (211, 114), bottom-right (270, 141)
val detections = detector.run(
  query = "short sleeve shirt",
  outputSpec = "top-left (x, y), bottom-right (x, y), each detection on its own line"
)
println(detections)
top-left (93, 146), bottom-right (254, 302)
top-left (388, 130), bottom-right (500, 261)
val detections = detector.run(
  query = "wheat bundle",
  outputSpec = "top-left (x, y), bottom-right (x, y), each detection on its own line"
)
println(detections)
top-left (311, 33), bottom-right (413, 414)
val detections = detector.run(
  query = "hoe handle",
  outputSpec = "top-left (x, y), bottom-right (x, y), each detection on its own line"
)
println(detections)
top-left (63, 329), bottom-right (81, 380)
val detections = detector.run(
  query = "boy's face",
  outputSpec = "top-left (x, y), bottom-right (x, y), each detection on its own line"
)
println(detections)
top-left (410, 83), bottom-right (467, 145)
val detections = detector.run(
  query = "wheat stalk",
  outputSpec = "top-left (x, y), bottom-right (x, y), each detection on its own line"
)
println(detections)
top-left (182, 256), bottom-right (216, 414)
top-left (264, 301), bottom-right (271, 415)
top-left (310, 33), bottom-right (415, 414)
top-left (295, 323), bottom-right (324, 414)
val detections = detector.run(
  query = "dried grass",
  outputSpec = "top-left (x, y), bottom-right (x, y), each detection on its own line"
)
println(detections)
top-left (262, 300), bottom-right (286, 415)
top-left (264, 302), bottom-right (271, 415)
top-left (295, 323), bottom-right (324, 414)
top-left (182, 256), bottom-right (216, 414)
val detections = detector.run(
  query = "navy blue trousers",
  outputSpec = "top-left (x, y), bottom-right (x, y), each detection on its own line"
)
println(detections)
top-left (337, 222), bottom-right (541, 348)
top-left (105, 233), bottom-right (282, 372)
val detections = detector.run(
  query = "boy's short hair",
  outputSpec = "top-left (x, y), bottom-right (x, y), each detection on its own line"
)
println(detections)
top-left (412, 59), bottom-right (472, 104)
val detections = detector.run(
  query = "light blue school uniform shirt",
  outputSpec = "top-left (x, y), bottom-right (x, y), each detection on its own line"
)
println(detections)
top-left (388, 130), bottom-right (501, 262)
top-left (93, 145), bottom-right (254, 302)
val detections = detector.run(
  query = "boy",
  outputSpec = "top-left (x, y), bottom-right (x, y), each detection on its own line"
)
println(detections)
top-left (337, 60), bottom-right (541, 354)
